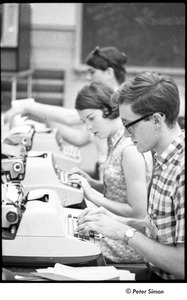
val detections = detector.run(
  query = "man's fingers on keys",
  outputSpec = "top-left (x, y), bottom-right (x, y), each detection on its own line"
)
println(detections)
top-left (78, 208), bottom-right (91, 221)
top-left (77, 210), bottom-right (95, 224)
top-left (76, 223), bottom-right (98, 234)
top-left (67, 168), bottom-right (80, 175)
top-left (68, 173), bottom-right (81, 180)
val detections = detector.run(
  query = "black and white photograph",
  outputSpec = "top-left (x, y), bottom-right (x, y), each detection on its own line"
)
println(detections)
top-left (1, 2), bottom-right (185, 298)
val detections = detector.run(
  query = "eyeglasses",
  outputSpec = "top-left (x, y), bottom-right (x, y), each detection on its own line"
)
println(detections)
top-left (122, 113), bottom-right (154, 134)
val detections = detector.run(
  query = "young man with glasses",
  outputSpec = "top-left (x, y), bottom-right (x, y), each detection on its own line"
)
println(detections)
top-left (76, 71), bottom-right (185, 281)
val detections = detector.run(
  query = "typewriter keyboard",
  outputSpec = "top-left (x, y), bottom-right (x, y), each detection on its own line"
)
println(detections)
top-left (59, 169), bottom-right (79, 188)
top-left (61, 145), bottom-right (80, 160)
top-left (66, 213), bottom-right (101, 247)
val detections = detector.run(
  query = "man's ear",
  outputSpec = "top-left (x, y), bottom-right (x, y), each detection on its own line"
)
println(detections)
top-left (152, 113), bottom-right (165, 127)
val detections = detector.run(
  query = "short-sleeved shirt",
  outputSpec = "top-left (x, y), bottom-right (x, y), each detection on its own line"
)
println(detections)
top-left (101, 126), bottom-right (153, 263)
top-left (146, 131), bottom-right (185, 280)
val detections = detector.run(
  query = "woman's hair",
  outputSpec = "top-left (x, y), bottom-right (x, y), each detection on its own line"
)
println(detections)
top-left (75, 81), bottom-right (119, 119)
top-left (85, 46), bottom-right (127, 84)
top-left (112, 71), bottom-right (180, 127)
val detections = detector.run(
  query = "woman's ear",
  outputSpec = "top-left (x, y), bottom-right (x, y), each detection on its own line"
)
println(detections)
top-left (107, 67), bottom-right (115, 77)
top-left (102, 107), bottom-right (110, 118)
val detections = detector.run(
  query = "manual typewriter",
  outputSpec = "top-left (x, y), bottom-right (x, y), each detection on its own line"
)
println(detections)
top-left (31, 128), bottom-right (81, 170)
top-left (6, 114), bottom-right (81, 170)
top-left (55, 129), bottom-right (81, 159)
top-left (1, 143), bottom-right (27, 182)
top-left (22, 150), bottom-right (85, 208)
top-left (3, 124), bottom-right (35, 151)
top-left (2, 183), bottom-right (105, 267)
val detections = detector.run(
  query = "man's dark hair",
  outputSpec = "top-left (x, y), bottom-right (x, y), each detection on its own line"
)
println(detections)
top-left (112, 71), bottom-right (180, 127)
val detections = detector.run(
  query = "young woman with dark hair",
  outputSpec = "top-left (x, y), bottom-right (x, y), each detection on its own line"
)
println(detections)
top-left (68, 80), bottom-right (153, 263)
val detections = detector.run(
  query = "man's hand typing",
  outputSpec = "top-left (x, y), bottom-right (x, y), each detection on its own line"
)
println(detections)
top-left (76, 207), bottom-right (130, 240)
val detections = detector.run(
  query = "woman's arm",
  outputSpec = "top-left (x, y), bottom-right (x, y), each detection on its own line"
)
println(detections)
top-left (69, 145), bottom-right (147, 217)
top-left (49, 121), bottom-right (92, 147)
top-left (120, 145), bottom-right (147, 218)
top-left (4, 99), bottom-right (81, 126)
top-left (68, 167), bottom-right (103, 192)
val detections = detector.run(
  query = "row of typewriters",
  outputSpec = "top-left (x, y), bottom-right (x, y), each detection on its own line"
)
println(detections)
top-left (2, 117), bottom-right (105, 268)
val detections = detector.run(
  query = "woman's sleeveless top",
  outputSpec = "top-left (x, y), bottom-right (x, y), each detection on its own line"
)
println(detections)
top-left (101, 126), bottom-right (152, 263)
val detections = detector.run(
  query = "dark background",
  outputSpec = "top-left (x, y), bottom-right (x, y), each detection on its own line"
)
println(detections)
top-left (82, 3), bottom-right (185, 68)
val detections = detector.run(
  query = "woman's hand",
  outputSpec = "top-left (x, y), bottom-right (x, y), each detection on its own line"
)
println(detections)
top-left (4, 98), bottom-right (34, 124)
top-left (68, 167), bottom-right (92, 181)
top-left (68, 173), bottom-right (93, 200)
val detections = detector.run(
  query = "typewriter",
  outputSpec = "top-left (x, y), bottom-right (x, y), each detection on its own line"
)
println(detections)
top-left (6, 114), bottom-right (81, 170)
top-left (32, 128), bottom-right (81, 170)
top-left (1, 143), bottom-right (27, 183)
top-left (2, 183), bottom-right (105, 267)
top-left (55, 130), bottom-right (81, 160)
top-left (2, 182), bottom-right (25, 240)
top-left (3, 124), bottom-right (35, 151)
top-left (22, 150), bottom-right (84, 208)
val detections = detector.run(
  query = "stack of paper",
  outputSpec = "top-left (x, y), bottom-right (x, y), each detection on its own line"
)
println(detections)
top-left (36, 263), bottom-right (135, 281)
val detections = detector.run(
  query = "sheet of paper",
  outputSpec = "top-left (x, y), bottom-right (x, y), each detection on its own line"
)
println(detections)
top-left (37, 263), bottom-right (135, 281)
top-left (117, 270), bottom-right (135, 281)
top-left (37, 263), bottom-right (120, 281)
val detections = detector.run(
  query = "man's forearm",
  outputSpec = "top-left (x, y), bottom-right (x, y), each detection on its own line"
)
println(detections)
top-left (126, 230), bottom-right (184, 279)
top-left (116, 216), bottom-right (148, 232)
top-left (113, 216), bottom-right (184, 278)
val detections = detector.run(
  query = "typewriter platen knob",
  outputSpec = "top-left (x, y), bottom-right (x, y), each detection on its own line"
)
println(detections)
top-left (21, 137), bottom-right (28, 145)
top-left (6, 211), bottom-right (18, 223)
top-left (13, 162), bottom-right (23, 172)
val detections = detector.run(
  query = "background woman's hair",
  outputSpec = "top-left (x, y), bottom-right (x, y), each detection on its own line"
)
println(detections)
top-left (75, 81), bottom-right (119, 119)
top-left (85, 46), bottom-right (127, 84)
